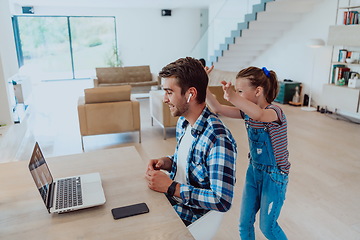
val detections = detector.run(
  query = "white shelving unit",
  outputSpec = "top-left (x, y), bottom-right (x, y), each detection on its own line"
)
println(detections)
top-left (324, 1), bottom-right (360, 116)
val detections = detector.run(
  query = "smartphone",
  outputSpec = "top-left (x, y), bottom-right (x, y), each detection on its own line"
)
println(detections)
top-left (111, 203), bottom-right (149, 220)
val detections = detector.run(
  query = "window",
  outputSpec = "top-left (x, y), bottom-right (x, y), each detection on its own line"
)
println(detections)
top-left (13, 16), bottom-right (118, 80)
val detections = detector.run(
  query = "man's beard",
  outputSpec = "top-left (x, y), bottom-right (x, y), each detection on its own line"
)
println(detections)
top-left (169, 101), bottom-right (189, 117)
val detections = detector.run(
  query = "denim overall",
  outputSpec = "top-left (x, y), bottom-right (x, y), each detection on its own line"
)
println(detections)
top-left (239, 114), bottom-right (288, 240)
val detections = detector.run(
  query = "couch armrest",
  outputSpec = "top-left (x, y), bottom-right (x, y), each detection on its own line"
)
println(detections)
top-left (150, 90), bottom-right (178, 127)
top-left (77, 96), bottom-right (88, 135)
top-left (151, 73), bottom-right (161, 85)
top-left (93, 78), bottom-right (99, 87)
top-left (131, 100), bottom-right (141, 130)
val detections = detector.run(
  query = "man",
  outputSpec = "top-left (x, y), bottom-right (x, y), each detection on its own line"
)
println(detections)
top-left (145, 57), bottom-right (237, 226)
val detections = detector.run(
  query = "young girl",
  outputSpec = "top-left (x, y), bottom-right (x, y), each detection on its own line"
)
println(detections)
top-left (206, 66), bottom-right (289, 240)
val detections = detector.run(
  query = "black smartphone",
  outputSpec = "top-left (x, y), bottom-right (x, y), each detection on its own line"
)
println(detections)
top-left (111, 203), bottom-right (149, 220)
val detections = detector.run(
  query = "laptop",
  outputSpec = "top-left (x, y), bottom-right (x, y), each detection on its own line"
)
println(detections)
top-left (28, 142), bottom-right (106, 213)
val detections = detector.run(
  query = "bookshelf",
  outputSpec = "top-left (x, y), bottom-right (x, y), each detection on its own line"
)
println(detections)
top-left (324, 1), bottom-right (360, 114)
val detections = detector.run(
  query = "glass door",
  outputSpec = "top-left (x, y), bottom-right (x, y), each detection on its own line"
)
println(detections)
top-left (70, 17), bottom-right (118, 78)
top-left (15, 16), bottom-right (73, 80)
top-left (13, 16), bottom-right (118, 81)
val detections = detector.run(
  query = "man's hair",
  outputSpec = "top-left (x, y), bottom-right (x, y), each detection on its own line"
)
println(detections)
top-left (159, 57), bottom-right (208, 103)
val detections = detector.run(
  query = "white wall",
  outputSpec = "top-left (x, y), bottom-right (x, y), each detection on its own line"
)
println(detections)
top-left (115, 8), bottom-right (202, 72)
top-left (12, 5), bottom-right (203, 73)
top-left (248, 1), bottom-right (338, 107)
top-left (0, 0), bottom-right (20, 125)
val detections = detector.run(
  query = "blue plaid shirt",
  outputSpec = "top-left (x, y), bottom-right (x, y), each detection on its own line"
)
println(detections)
top-left (168, 107), bottom-right (237, 223)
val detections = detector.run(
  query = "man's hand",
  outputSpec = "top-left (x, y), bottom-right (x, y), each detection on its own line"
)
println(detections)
top-left (146, 157), bottom-right (172, 174)
top-left (147, 158), bottom-right (165, 171)
top-left (145, 169), bottom-right (172, 193)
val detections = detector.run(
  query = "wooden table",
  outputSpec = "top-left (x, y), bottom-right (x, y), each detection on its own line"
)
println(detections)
top-left (0, 146), bottom-right (194, 240)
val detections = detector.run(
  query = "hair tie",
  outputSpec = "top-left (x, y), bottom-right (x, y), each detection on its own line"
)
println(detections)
top-left (262, 67), bottom-right (270, 78)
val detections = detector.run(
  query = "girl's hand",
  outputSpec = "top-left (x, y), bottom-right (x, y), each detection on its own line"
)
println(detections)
top-left (221, 81), bottom-right (235, 102)
top-left (204, 65), bottom-right (214, 75)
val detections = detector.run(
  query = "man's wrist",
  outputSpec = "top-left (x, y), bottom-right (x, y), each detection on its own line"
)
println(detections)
top-left (167, 181), bottom-right (178, 197)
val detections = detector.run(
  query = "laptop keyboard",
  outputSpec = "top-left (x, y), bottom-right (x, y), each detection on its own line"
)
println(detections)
top-left (55, 177), bottom-right (83, 210)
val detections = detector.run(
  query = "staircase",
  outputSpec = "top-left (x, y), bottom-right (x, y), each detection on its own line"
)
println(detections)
top-left (210, 0), bottom-right (323, 71)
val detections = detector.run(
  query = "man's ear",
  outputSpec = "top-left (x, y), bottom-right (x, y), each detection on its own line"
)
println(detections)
top-left (187, 87), bottom-right (197, 102)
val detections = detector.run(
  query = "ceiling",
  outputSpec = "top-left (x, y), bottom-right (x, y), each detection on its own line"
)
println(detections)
top-left (10, 0), bottom-right (221, 9)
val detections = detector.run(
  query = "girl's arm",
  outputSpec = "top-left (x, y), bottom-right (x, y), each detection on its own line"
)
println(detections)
top-left (206, 87), bottom-right (243, 119)
top-left (222, 81), bottom-right (278, 123)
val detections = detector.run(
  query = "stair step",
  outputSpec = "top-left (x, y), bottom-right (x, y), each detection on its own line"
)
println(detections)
top-left (217, 57), bottom-right (256, 64)
top-left (248, 21), bottom-right (292, 30)
top-left (256, 11), bottom-right (302, 22)
top-left (253, 2), bottom-right (266, 13)
top-left (212, 0), bottom-right (322, 71)
top-left (234, 37), bottom-right (276, 45)
top-left (244, 12), bottom-right (257, 22)
top-left (227, 44), bottom-right (267, 52)
top-left (240, 29), bottom-right (283, 38)
top-left (213, 62), bottom-right (250, 72)
top-left (265, 0), bottom-right (321, 13)
top-left (237, 22), bottom-right (249, 31)
top-left (223, 51), bottom-right (263, 58)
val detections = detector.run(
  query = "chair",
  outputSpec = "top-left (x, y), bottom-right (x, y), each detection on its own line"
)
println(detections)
top-left (187, 211), bottom-right (224, 240)
top-left (77, 85), bottom-right (141, 151)
top-left (208, 86), bottom-right (234, 106)
top-left (149, 90), bottom-right (178, 139)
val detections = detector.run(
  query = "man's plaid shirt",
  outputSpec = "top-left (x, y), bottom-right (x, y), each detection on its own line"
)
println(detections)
top-left (168, 107), bottom-right (237, 224)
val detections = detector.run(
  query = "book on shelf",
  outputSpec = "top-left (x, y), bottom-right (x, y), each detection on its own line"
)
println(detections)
top-left (331, 64), bottom-right (345, 84)
top-left (346, 51), bottom-right (352, 58)
top-left (343, 71), bottom-right (351, 84)
top-left (335, 67), bottom-right (351, 85)
top-left (343, 11), bottom-right (359, 25)
top-left (338, 49), bottom-right (347, 62)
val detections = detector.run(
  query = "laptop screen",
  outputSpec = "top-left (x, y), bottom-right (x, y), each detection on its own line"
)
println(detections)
top-left (28, 142), bottom-right (53, 207)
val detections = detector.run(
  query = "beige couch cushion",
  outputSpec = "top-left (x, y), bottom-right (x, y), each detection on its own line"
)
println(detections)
top-left (84, 85), bottom-right (131, 104)
top-left (96, 67), bottom-right (126, 84)
top-left (94, 66), bottom-right (160, 93)
top-left (96, 66), bottom-right (153, 84)
top-left (124, 65), bottom-right (152, 83)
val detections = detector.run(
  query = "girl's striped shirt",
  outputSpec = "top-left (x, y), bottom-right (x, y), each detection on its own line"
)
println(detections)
top-left (241, 104), bottom-right (290, 174)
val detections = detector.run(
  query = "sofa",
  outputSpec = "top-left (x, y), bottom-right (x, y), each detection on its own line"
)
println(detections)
top-left (208, 68), bottom-right (237, 106)
top-left (149, 90), bottom-right (179, 139)
top-left (93, 65), bottom-right (160, 93)
top-left (77, 85), bottom-right (141, 151)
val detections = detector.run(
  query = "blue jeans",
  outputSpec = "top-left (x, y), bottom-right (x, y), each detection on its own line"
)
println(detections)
top-left (239, 161), bottom-right (288, 240)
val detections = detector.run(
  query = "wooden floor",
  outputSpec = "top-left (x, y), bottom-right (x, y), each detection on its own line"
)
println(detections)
top-left (3, 80), bottom-right (360, 240)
